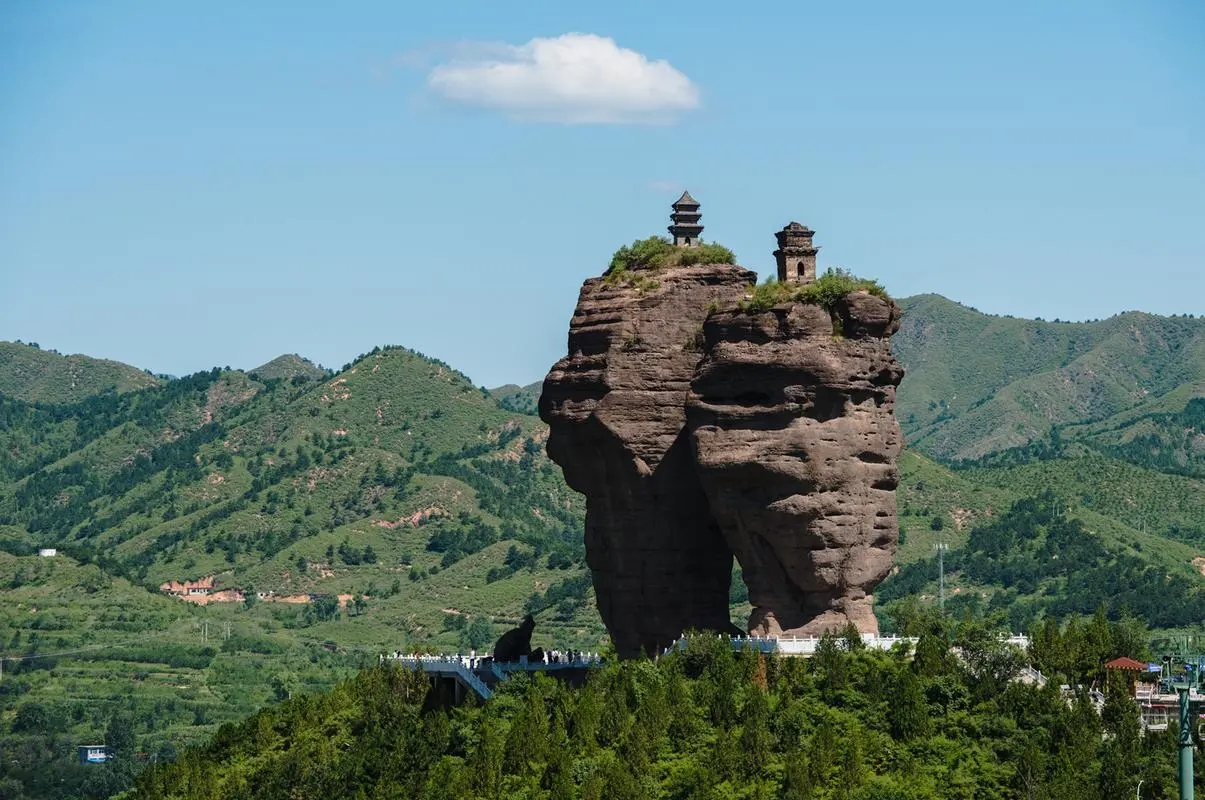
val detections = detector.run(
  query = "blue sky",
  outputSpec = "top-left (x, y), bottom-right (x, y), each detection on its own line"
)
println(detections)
top-left (2, 1), bottom-right (1202, 387)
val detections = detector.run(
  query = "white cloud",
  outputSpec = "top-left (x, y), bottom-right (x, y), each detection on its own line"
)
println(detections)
top-left (426, 33), bottom-right (700, 124)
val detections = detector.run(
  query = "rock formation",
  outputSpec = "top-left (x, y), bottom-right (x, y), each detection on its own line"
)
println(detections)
top-left (539, 263), bottom-right (754, 657)
top-left (540, 202), bottom-right (905, 655)
top-left (686, 292), bottom-right (905, 638)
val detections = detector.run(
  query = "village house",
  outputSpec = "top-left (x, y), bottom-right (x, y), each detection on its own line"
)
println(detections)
top-left (158, 575), bottom-right (217, 598)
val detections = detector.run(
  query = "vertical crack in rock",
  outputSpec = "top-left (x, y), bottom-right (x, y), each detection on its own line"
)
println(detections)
top-left (686, 292), bottom-right (905, 638)
top-left (539, 264), bottom-right (755, 657)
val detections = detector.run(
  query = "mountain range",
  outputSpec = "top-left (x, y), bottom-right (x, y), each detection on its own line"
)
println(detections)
top-left (2, 293), bottom-right (1204, 795)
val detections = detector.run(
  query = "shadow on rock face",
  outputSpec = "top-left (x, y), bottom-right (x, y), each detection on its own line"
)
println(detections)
top-left (540, 263), bottom-right (756, 658)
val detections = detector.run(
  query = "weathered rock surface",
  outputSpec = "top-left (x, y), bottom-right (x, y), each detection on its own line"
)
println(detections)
top-left (539, 264), bottom-right (755, 657)
top-left (686, 292), bottom-right (905, 637)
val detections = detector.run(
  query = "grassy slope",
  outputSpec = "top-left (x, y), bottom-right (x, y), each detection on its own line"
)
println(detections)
top-left (0, 348), bottom-right (604, 779)
top-left (894, 295), bottom-right (1205, 461)
top-left (248, 354), bottom-right (328, 381)
top-left (0, 341), bottom-right (158, 404)
top-left (0, 347), bottom-right (597, 639)
top-left (488, 380), bottom-right (542, 416)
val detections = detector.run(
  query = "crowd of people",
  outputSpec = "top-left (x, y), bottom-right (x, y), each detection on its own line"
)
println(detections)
top-left (383, 649), bottom-right (602, 668)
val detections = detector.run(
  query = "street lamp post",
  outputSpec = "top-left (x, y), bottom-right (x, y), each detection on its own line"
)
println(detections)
top-left (1179, 682), bottom-right (1195, 800)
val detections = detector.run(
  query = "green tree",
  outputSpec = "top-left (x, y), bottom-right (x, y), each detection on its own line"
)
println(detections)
top-left (888, 669), bottom-right (932, 741)
top-left (460, 615), bottom-right (493, 651)
top-left (740, 685), bottom-right (774, 778)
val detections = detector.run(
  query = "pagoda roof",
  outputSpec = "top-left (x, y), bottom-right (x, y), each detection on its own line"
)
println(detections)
top-left (1105, 656), bottom-right (1149, 671)
top-left (781, 221), bottom-right (814, 233)
top-left (673, 190), bottom-right (699, 207)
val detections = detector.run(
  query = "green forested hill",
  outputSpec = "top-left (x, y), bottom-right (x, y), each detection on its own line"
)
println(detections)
top-left (0, 345), bottom-right (596, 645)
top-left (248, 353), bottom-right (328, 382)
top-left (893, 295), bottom-right (1205, 461)
top-left (0, 346), bottom-right (603, 798)
top-left (0, 341), bottom-right (159, 404)
top-left (886, 296), bottom-right (1205, 633)
top-left (124, 622), bottom-right (1179, 800)
top-left (488, 380), bottom-right (542, 415)
top-left (5, 296), bottom-right (1205, 799)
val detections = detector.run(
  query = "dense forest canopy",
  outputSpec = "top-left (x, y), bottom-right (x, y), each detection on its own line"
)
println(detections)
top-left (124, 615), bottom-right (1185, 800)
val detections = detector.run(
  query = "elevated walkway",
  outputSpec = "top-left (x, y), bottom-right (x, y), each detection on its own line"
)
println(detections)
top-left (385, 652), bottom-right (602, 703)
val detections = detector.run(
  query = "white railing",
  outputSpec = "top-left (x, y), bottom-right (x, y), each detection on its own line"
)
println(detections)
top-left (388, 654), bottom-right (494, 700)
top-left (669, 632), bottom-right (1030, 658)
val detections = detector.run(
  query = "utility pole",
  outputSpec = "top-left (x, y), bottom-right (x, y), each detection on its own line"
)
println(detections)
top-left (935, 541), bottom-right (948, 612)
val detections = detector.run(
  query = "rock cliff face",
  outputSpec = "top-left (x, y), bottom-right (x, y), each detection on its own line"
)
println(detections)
top-left (539, 264), bottom-right (754, 657)
top-left (686, 292), bottom-right (905, 638)
top-left (541, 261), bottom-right (905, 655)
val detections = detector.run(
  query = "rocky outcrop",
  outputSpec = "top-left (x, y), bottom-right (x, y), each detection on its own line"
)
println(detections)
top-left (539, 264), bottom-right (755, 657)
top-left (686, 292), bottom-right (904, 637)
top-left (541, 257), bottom-right (905, 654)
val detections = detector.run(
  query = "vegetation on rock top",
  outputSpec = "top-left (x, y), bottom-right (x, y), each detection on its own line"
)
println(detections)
top-left (737, 269), bottom-right (889, 314)
top-left (605, 236), bottom-right (737, 278)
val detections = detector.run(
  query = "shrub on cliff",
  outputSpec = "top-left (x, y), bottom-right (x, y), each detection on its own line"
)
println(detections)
top-left (739, 268), bottom-right (889, 313)
top-left (606, 236), bottom-right (736, 276)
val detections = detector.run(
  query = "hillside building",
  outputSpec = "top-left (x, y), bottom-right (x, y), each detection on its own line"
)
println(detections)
top-left (159, 575), bottom-right (215, 598)
top-left (774, 222), bottom-right (819, 284)
top-left (668, 191), bottom-right (703, 247)
top-left (78, 745), bottom-right (109, 765)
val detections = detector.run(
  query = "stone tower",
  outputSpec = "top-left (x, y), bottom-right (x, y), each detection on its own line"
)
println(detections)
top-left (668, 191), bottom-right (703, 247)
top-left (774, 222), bottom-right (819, 284)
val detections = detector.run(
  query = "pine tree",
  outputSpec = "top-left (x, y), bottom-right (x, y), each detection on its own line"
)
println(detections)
top-left (888, 668), bottom-right (932, 741)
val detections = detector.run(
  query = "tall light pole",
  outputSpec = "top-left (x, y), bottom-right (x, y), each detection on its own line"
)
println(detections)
top-left (934, 542), bottom-right (948, 612)
top-left (1163, 653), bottom-right (1204, 800)
top-left (1176, 680), bottom-right (1194, 800)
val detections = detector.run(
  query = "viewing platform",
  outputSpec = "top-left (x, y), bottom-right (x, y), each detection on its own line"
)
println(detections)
top-left (384, 651), bottom-right (602, 703)
top-left (387, 633), bottom-right (1034, 704)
